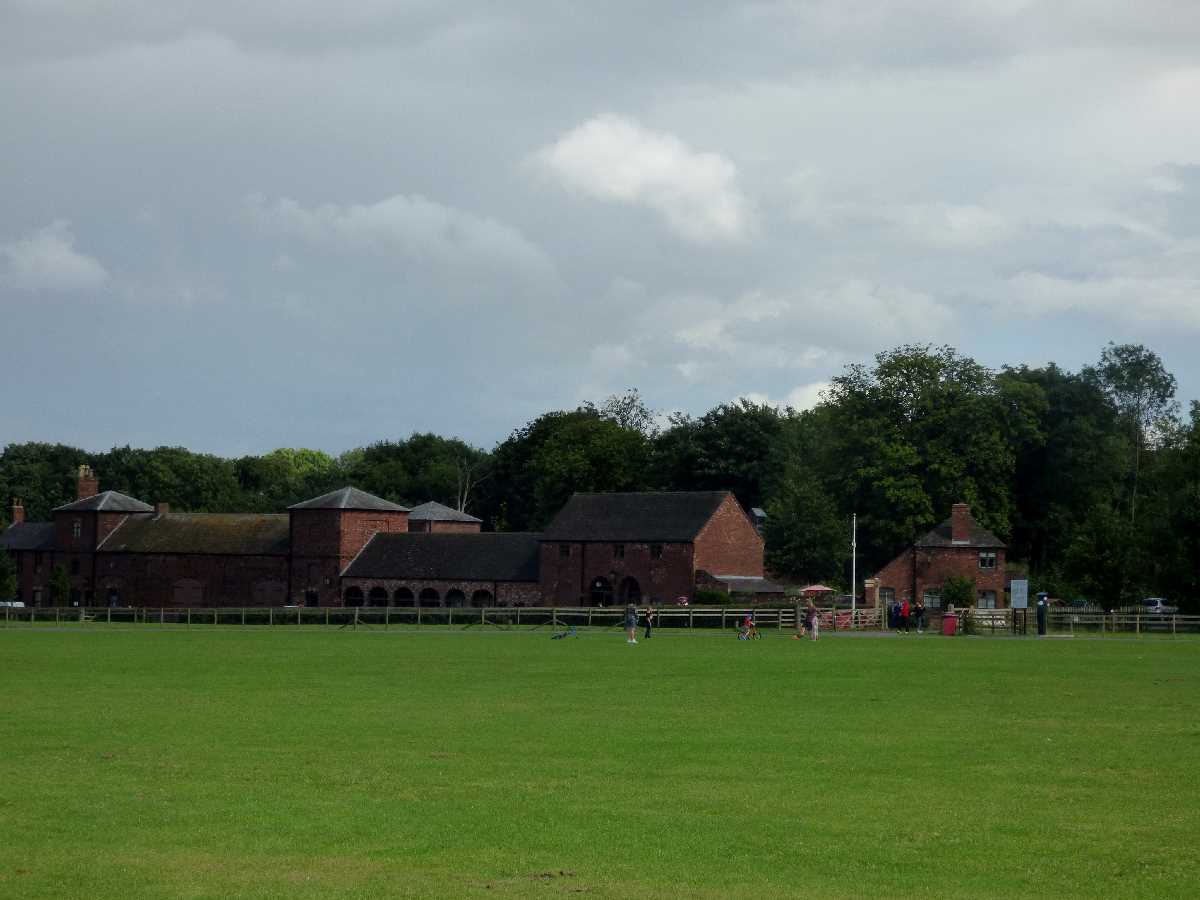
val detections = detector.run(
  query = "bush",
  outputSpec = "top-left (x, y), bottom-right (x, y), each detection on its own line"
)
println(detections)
top-left (694, 589), bottom-right (731, 605)
top-left (941, 575), bottom-right (975, 610)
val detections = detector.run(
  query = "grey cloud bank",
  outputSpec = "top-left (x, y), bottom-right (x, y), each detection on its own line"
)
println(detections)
top-left (2, 1), bottom-right (1199, 455)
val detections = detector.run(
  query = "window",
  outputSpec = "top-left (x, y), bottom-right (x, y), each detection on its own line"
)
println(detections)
top-left (977, 590), bottom-right (997, 609)
top-left (72, 519), bottom-right (82, 539)
top-left (650, 544), bottom-right (663, 560)
top-left (70, 560), bottom-right (80, 576)
top-left (613, 544), bottom-right (625, 559)
top-left (559, 544), bottom-right (570, 558)
top-left (923, 590), bottom-right (942, 610)
top-left (879, 587), bottom-right (896, 605)
top-left (979, 551), bottom-right (996, 570)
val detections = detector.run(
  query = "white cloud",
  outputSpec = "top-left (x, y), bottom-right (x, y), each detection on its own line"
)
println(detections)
top-left (1003, 271), bottom-right (1200, 328)
top-left (1, 221), bottom-right (109, 293)
top-left (532, 114), bottom-right (754, 243)
top-left (739, 382), bottom-right (828, 411)
top-left (243, 192), bottom-right (559, 286)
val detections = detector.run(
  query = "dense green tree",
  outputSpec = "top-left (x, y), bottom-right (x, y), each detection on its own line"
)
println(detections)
top-left (651, 399), bottom-right (788, 511)
top-left (1093, 342), bottom-right (1177, 523)
top-left (763, 462), bottom-right (848, 586)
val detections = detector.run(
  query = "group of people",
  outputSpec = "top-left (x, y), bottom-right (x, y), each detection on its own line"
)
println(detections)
top-left (624, 599), bottom-right (828, 643)
top-left (890, 597), bottom-right (927, 633)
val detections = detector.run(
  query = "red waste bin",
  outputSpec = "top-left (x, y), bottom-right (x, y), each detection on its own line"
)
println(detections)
top-left (942, 614), bottom-right (958, 636)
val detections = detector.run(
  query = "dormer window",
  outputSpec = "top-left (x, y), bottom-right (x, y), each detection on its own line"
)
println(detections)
top-left (72, 519), bottom-right (82, 539)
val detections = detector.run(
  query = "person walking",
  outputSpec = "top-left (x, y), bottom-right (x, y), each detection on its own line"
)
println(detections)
top-left (625, 604), bottom-right (638, 644)
top-left (643, 604), bottom-right (655, 640)
top-left (913, 596), bottom-right (926, 634)
top-left (900, 598), bottom-right (911, 634)
top-left (806, 599), bottom-right (820, 641)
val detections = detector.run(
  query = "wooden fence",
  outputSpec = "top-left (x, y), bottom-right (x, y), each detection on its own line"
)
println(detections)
top-left (1, 603), bottom-right (883, 632)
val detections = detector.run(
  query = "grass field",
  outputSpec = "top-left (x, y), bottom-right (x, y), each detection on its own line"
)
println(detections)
top-left (1, 627), bottom-right (1198, 899)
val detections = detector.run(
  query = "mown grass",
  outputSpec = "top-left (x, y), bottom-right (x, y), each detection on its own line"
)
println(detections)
top-left (1, 627), bottom-right (1197, 898)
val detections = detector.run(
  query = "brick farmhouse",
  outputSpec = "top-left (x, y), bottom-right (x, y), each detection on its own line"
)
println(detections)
top-left (866, 503), bottom-right (1007, 609)
top-left (2, 468), bottom-right (764, 608)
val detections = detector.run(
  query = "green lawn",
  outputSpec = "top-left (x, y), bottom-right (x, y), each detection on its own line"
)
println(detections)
top-left (1, 627), bottom-right (1197, 899)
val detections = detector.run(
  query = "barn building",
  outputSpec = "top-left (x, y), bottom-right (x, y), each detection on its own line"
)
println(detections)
top-left (2, 468), bottom-right (764, 608)
top-left (866, 503), bottom-right (1007, 610)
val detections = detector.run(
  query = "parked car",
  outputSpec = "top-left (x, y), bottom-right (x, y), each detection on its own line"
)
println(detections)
top-left (1140, 597), bottom-right (1177, 615)
top-left (0, 601), bottom-right (25, 608)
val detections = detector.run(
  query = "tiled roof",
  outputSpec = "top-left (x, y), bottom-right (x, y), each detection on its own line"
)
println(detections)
top-left (343, 533), bottom-right (540, 582)
top-left (713, 575), bottom-right (791, 594)
top-left (916, 514), bottom-right (1006, 548)
top-left (541, 491), bottom-right (730, 542)
top-left (0, 522), bottom-right (57, 551)
top-left (288, 487), bottom-right (409, 512)
top-left (408, 501), bottom-right (482, 523)
top-left (100, 514), bottom-right (291, 555)
top-left (53, 491), bottom-right (154, 513)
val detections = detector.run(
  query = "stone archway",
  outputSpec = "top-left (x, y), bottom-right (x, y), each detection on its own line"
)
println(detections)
top-left (393, 587), bottom-right (415, 607)
top-left (445, 589), bottom-right (466, 608)
top-left (418, 587), bottom-right (441, 607)
top-left (343, 586), bottom-right (364, 607)
top-left (471, 589), bottom-right (494, 607)
top-left (368, 586), bottom-right (389, 607)
top-left (619, 576), bottom-right (642, 605)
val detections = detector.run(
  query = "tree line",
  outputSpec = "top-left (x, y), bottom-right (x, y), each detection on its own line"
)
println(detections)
top-left (2, 343), bottom-right (1197, 611)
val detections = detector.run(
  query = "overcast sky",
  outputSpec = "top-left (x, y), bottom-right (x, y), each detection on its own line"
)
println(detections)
top-left (3, 1), bottom-right (1199, 455)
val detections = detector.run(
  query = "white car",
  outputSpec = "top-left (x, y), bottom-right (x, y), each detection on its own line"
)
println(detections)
top-left (1141, 597), bottom-right (1177, 615)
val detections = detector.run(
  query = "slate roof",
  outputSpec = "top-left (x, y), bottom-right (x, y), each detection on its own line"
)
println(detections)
top-left (99, 514), bottom-right (291, 555)
top-left (53, 491), bottom-right (154, 513)
top-left (714, 575), bottom-right (790, 595)
top-left (541, 491), bottom-right (731, 542)
top-left (408, 501), bottom-right (482, 523)
top-left (0, 522), bottom-right (57, 551)
top-left (916, 514), bottom-right (1006, 548)
top-left (288, 487), bottom-right (409, 512)
top-left (343, 532), bottom-right (541, 582)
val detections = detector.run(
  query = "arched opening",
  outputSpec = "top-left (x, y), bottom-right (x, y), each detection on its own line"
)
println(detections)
top-left (589, 576), bottom-right (613, 606)
top-left (471, 589), bottom-right (494, 607)
top-left (304, 590), bottom-right (319, 607)
top-left (393, 587), bottom-right (415, 607)
top-left (368, 586), bottom-right (390, 607)
top-left (419, 588), bottom-right (441, 607)
top-left (445, 589), bottom-right (466, 607)
top-left (343, 586), bottom-right (364, 607)
top-left (619, 576), bottom-right (642, 605)
top-left (172, 578), bottom-right (203, 607)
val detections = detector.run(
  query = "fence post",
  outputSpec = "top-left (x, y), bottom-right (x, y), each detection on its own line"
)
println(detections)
top-left (1136, 614), bottom-right (1140, 636)
top-left (187, 608), bottom-right (191, 627)
top-left (269, 607), bottom-right (274, 627)
top-left (449, 607), bottom-right (453, 626)
top-left (107, 607), bottom-right (111, 625)
top-left (689, 607), bottom-right (694, 628)
top-left (587, 607), bottom-right (593, 627)
top-left (213, 608), bottom-right (217, 626)
top-left (297, 606), bottom-right (301, 626)
top-left (1172, 615), bottom-right (1176, 637)
top-left (385, 606), bottom-right (390, 629)
top-left (481, 606), bottom-right (485, 625)
top-left (242, 607), bottom-right (246, 627)
top-left (552, 608), bottom-right (558, 628)
top-left (417, 605), bottom-right (422, 627)
top-left (515, 607), bottom-right (520, 627)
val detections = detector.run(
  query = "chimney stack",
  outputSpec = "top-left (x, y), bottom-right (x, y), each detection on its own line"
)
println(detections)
top-left (77, 465), bottom-right (99, 500)
top-left (155, 502), bottom-right (170, 517)
top-left (950, 503), bottom-right (971, 544)
top-left (10, 498), bottom-right (23, 526)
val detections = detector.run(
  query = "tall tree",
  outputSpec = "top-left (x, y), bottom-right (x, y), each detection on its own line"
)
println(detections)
top-left (1093, 342), bottom-right (1178, 524)
top-left (0, 551), bottom-right (17, 602)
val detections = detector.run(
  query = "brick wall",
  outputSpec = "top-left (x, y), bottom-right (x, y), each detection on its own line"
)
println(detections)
top-left (693, 494), bottom-right (764, 578)
top-left (538, 540), bottom-right (695, 605)
top-left (94, 553), bottom-right (291, 606)
top-left (872, 546), bottom-right (1008, 607)
top-left (288, 508), bottom-right (409, 606)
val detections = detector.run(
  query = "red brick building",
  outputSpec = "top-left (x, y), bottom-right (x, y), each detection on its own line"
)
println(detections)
top-left (867, 503), bottom-right (1007, 610)
top-left (2, 470), bottom-right (764, 608)
top-left (537, 491), bottom-right (764, 605)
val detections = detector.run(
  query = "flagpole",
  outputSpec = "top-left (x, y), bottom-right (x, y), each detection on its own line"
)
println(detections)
top-left (850, 513), bottom-right (857, 619)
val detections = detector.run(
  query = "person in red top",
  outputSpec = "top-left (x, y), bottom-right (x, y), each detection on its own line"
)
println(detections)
top-left (900, 598), bottom-right (911, 633)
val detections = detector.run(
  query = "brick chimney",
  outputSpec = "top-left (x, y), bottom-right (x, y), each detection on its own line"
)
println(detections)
top-left (155, 502), bottom-right (170, 517)
top-left (950, 503), bottom-right (971, 544)
top-left (77, 465), bottom-right (99, 500)
top-left (10, 498), bottom-right (23, 526)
